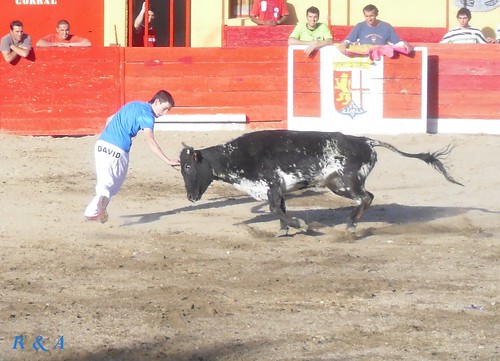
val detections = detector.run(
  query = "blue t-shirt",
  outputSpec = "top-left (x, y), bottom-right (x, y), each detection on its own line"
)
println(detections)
top-left (100, 101), bottom-right (155, 152)
top-left (347, 21), bottom-right (401, 45)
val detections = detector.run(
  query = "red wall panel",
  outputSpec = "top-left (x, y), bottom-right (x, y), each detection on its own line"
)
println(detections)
top-left (383, 52), bottom-right (423, 119)
top-left (123, 47), bottom-right (288, 123)
top-left (223, 25), bottom-right (446, 48)
top-left (424, 43), bottom-right (500, 120)
top-left (292, 50), bottom-right (321, 118)
top-left (0, 47), bottom-right (122, 135)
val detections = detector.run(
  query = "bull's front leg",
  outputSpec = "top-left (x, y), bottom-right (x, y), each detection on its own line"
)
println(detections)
top-left (267, 186), bottom-right (307, 237)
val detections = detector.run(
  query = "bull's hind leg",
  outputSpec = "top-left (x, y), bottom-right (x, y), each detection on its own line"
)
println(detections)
top-left (267, 187), bottom-right (307, 236)
top-left (347, 191), bottom-right (374, 234)
top-left (326, 175), bottom-right (374, 235)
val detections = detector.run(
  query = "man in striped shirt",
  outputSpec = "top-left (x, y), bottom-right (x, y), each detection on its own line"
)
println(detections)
top-left (440, 8), bottom-right (495, 44)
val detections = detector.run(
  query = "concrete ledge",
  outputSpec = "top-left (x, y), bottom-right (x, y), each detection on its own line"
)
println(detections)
top-left (288, 117), bottom-right (427, 135)
top-left (428, 119), bottom-right (500, 135)
top-left (155, 114), bottom-right (247, 131)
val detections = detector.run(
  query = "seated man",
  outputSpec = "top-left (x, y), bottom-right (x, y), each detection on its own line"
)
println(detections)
top-left (440, 8), bottom-right (495, 44)
top-left (1, 20), bottom-right (32, 63)
top-left (36, 20), bottom-right (91, 47)
top-left (288, 6), bottom-right (333, 57)
top-left (338, 4), bottom-right (412, 55)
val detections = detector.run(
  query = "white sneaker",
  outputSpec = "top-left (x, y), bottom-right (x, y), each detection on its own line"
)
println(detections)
top-left (96, 196), bottom-right (110, 223)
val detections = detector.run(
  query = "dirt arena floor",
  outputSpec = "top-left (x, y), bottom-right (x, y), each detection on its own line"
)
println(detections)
top-left (0, 130), bottom-right (498, 361)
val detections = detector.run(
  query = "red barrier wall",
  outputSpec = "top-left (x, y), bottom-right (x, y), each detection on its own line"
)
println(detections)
top-left (290, 49), bottom-right (425, 121)
top-left (123, 47), bottom-right (288, 128)
top-left (292, 50), bottom-right (321, 118)
top-left (423, 43), bottom-right (500, 120)
top-left (223, 25), bottom-right (446, 47)
top-left (0, 45), bottom-right (498, 136)
top-left (0, 47), bottom-right (122, 135)
top-left (383, 51), bottom-right (423, 119)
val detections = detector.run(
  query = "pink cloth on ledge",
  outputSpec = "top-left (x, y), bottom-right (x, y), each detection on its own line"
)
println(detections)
top-left (369, 45), bottom-right (411, 61)
top-left (345, 45), bottom-right (412, 61)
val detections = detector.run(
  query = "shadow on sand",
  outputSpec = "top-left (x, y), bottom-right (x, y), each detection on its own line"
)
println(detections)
top-left (50, 337), bottom-right (273, 361)
top-left (121, 190), bottom-right (497, 238)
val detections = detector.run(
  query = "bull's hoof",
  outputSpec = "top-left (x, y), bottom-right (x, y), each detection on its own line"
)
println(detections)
top-left (276, 227), bottom-right (289, 237)
top-left (276, 218), bottom-right (307, 237)
top-left (289, 217), bottom-right (308, 231)
top-left (345, 224), bottom-right (358, 241)
top-left (306, 221), bottom-right (322, 231)
top-left (346, 230), bottom-right (358, 241)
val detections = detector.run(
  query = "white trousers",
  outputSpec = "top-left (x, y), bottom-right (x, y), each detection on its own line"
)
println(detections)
top-left (84, 140), bottom-right (129, 218)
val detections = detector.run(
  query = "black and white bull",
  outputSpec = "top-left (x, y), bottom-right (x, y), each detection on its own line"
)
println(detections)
top-left (180, 130), bottom-right (462, 236)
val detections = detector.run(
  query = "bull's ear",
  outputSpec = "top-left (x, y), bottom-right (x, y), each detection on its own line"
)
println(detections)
top-left (193, 150), bottom-right (203, 162)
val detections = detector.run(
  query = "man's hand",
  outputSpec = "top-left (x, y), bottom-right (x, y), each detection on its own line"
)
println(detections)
top-left (338, 42), bottom-right (348, 55)
top-left (264, 19), bottom-right (277, 27)
top-left (402, 41), bottom-right (413, 53)
top-left (304, 43), bottom-right (319, 57)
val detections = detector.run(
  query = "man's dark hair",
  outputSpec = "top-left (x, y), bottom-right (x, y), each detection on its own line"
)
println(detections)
top-left (10, 20), bottom-right (23, 30)
top-left (363, 4), bottom-right (379, 15)
top-left (150, 90), bottom-right (175, 107)
top-left (457, 7), bottom-right (471, 20)
top-left (306, 6), bottom-right (320, 16)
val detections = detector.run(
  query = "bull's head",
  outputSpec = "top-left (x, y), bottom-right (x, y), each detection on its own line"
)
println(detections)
top-left (180, 145), bottom-right (214, 202)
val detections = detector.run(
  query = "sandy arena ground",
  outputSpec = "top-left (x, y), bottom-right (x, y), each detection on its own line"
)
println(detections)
top-left (0, 130), bottom-right (498, 361)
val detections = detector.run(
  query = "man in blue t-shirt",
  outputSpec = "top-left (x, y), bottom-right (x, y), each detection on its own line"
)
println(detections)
top-left (84, 90), bottom-right (180, 223)
top-left (338, 4), bottom-right (412, 55)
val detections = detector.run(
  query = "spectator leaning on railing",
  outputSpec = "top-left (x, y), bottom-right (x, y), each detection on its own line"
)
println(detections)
top-left (0, 20), bottom-right (31, 63)
top-left (440, 8), bottom-right (496, 44)
top-left (338, 4), bottom-right (412, 55)
top-left (36, 20), bottom-right (91, 48)
top-left (288, 6), bottom-right (333, 57)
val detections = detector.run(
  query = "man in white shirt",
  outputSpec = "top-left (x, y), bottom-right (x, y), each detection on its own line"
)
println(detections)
top-left (440, 8), bottom-right (494, 44)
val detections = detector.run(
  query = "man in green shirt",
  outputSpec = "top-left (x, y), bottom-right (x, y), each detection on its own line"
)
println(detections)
top-left (288, 6), bottom-right (333, 57)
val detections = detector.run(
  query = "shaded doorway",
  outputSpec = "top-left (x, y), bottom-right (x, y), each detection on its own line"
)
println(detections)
top-left (128, 0), bottom-right (191, 47)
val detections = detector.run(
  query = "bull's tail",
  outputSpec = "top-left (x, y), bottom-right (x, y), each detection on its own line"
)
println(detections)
top-left (367, 139), bottom-right (464, 186)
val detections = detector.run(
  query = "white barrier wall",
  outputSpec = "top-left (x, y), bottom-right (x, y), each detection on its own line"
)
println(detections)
top-left (287, 45), bottom-right (428, 134)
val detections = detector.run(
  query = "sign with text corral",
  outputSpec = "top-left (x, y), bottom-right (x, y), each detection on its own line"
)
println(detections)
top-left (287, 45), bottom-right (428, 135)
top-left (14, 0), bottom-right (58, 4)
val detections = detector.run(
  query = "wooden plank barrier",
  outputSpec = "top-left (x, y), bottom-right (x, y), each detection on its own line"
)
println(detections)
top-left (0, 44), bottom-right (498, 136)
top-left (288, 46), bottom-right (427, 134)
top-left (424, 44), bottom-right (500, 120)
top-left (0, 47), bottom-right (122, 136)
top-left (383, 51), bottom-right (423, 120)
top-left (0, 47), bottom-right (288, 135)
top-left (123, 47), bottom-right (288, 129)
top-left (223, 25), bottom-right (446, 48)
top-left (291, 50), bottom-right (321, 118)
